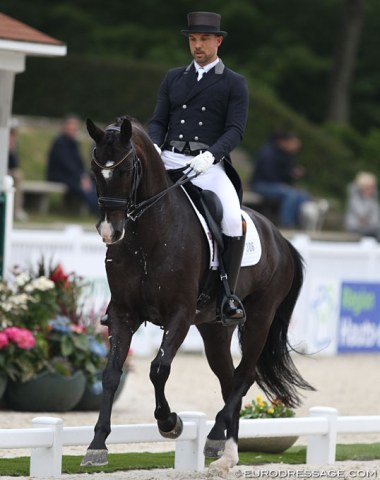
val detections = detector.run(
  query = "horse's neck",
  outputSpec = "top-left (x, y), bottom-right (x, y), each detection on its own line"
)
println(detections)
top-left (138, 154), bottom-right (172, 200)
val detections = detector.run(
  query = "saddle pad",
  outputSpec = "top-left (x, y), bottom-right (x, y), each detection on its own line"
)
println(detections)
top-left (181, 187), bottom-right (262, 269)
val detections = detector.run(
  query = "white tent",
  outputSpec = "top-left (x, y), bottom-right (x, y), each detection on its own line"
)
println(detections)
top-left (0, 12), bottom-right (66, 276)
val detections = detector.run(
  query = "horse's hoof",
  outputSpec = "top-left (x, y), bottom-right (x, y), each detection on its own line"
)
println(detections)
top-left (80, 449), bottom-right (108, 466)
top-left (158, 414), bottom-right (183, 439)
top-left (203, 438), bottom-right (226, 458)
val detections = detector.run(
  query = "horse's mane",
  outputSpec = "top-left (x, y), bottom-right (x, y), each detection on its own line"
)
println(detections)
top-left (111, 115), bottom-right (154, 154)
top-left (113, 114), bottom-right (138, 127)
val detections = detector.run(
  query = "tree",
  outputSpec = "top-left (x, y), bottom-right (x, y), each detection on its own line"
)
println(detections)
top-left (326, 0), bottom-right (364, 124)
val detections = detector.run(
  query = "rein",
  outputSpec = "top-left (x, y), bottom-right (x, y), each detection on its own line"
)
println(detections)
top-left (93, 141), bottom-right (196, 221)
top-left (127, 168), bottom-right (196, 221)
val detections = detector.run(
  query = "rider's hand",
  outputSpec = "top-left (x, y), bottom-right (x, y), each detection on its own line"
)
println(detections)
top-left (188, 151), bottom-right (215, 174)
top-left (153, 143), bottom-right (162, 155)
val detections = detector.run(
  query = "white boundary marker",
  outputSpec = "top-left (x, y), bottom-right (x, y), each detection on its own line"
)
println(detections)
top-left (1, 408), bottom-right (380, 477)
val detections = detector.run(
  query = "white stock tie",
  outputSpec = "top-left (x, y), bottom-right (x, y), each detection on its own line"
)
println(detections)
top-left (197, 68), bottom-right (205, 81)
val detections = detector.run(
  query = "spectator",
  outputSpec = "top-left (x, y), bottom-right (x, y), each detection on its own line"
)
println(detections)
top-left (8, 119), bottom-right (28, 221)
top-left (46, 114), bottom-right (98, 214)
top-left (344, 171), bottom-right (380, 240)
top-left (250, 131), bottom-right (328, 229)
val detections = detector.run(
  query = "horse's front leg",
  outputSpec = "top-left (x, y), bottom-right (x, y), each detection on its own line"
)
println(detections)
top-left (81, 305), bottom-right (140, 466)
top-left (149, 316), bottom-right (190, 439)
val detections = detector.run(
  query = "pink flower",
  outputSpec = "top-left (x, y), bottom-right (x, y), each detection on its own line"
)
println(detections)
top-left (71, 324), bottom-right (84, 334)
top-left (4, 327), bottom-right (20, 343)
top-left (0, 332), bottom-right (9, 350)
top-left (15, 329), bottom-right (35, 349)
top-left (4, 327), bottom-right (35, 349)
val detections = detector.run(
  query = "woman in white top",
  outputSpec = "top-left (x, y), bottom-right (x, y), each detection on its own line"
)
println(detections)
top-left (345, 171), bottom-right (380, 239)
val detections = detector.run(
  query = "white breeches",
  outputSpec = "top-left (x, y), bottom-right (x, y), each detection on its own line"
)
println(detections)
top-left (162, 150), bottom-right (242, 237)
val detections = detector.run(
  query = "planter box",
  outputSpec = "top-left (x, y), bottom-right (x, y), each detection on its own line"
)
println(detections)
top-left (0, 374), bottom-right (7, 400)
top-left (238, 435), bottom-right (298, 453)
top-left (5, 370), bottom-right (86, 411)
top-left (74, 371), bottom-right (128, 411)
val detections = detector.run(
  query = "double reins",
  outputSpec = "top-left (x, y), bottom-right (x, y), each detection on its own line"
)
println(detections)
top-left (127, 167), bottom-right (197, 221)
top-left (92, 135), bottom-right (197, 221)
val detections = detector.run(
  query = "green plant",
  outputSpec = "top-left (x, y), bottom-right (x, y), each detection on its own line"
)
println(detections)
top-left (0, 261), bottom-right (109, 383)
top-left (46, 315), bottom-right (107, 381)
top-left (240, 394), bottom-right (295, 419)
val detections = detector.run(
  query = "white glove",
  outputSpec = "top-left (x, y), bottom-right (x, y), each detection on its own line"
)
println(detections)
top-left (188, 151), bottom-right (215, 174)
top-left (153, 143), bottom-right (162, 155)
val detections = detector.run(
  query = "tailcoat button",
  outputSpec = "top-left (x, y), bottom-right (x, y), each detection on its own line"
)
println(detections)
top-left (183, 104), bottom-right (187, 109)
top-left (201, 106), bottom-right (206, 111)
top-left (194, 136), bottom-right (199, 141)
top-left (181, 119), bottom-right (185, 124)
top-left (199, 121), bottom-right (203, 126)
top-left (179, 134), bottom-right (183, 139)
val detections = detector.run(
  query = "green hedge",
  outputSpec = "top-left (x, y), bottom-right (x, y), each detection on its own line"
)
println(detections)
top-left (14, 56), bottom-right (164, 124)
top-left (13, 55), bottom-right (355, 200)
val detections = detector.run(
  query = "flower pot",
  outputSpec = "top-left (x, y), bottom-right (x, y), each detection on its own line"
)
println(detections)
top-left (238, 435), bottom-right (298, 453)
top-left (74, 370), bottom-right (128, 411)
top-left (5, 370), bottom-right (86, 412)
top-left (0, 374), bottom-right (8, 400)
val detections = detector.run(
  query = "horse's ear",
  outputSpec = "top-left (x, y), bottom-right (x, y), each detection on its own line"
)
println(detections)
top-left (86, 118), bottom-right (104, 144)
top-left (120, 118), bottom-right (132, 146)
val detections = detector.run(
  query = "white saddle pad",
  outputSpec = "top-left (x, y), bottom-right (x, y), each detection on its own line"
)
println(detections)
top-left (182, 187), bottom-right (262, 270)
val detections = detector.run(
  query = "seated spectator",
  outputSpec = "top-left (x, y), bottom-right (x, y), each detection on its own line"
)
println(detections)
top-left (46, 114), bottom-right (98, 215)
top-left (250, 131), bottom-right (328, 230)
top-left (344, 171), bottom-right (380, 240)
top-left (8, 119), bottom-right (28, 221)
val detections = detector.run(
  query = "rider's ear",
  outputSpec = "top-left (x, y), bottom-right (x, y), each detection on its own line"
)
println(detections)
top-left (120, 118), bottom-right (132, 146)
top-left (86, 118), bottom-right (104, 143)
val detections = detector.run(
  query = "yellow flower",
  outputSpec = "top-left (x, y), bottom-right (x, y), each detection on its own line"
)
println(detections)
top-left (267, 408), bottom-right (274, 415)
top-left (256, 394), bottom-right (263, 403)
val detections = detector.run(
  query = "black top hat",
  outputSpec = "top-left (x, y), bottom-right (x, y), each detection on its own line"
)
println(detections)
top-left (181, 12), bottom-right (228, 37)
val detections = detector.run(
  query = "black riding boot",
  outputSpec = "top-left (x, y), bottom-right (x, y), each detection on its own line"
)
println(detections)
top-left (219, 234), bottom-right (246, 327)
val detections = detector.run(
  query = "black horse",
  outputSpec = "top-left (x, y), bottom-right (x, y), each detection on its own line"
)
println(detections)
top-left (81, 116), bottom-right (313, 473)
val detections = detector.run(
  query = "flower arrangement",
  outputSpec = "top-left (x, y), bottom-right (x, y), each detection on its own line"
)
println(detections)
top-left (0, 260), bottom-right (109, 383)
top-left (240, 394), bottom-right (295, 419)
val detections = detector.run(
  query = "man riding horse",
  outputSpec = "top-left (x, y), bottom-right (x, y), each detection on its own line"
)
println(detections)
top-left (148, 11), bottom-right (249, 325)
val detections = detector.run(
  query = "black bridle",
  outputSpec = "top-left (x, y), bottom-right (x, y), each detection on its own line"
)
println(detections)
top-left (92, 144), bottom-right (143, 213)
top-left (92, 135), bottom-right (197, 222)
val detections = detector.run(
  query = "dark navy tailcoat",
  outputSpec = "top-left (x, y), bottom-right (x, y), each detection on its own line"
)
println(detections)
top-left (148, 60), bottom-right (249, 200)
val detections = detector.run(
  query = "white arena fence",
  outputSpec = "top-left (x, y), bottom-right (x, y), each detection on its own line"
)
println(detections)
top-left (1, 408), bottom-right (380, 477)
top-left (8, 226), bottom-right (380, 356)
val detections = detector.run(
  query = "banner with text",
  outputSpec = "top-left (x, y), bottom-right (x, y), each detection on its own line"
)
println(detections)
top-left (338, 282), bottom-right (380, 352)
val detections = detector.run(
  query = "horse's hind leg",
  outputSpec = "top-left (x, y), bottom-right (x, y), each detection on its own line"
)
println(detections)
top-left (150, 318), bottom-right (190, 438)
top-left (206, 299), bottom-right (276, 473)
top-left (81, 305), bottom-right (139, 466)
top-left (196, 323), bottom-right (236, 458)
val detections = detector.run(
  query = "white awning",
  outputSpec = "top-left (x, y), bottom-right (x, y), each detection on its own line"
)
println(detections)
top-left (0, 38), bottom-right (67, 57)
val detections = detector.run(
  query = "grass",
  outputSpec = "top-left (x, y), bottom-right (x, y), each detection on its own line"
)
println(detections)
top-left (17, 118), bottom-right (93, 182)
top-left (0, 444), bottom-right (379, 476)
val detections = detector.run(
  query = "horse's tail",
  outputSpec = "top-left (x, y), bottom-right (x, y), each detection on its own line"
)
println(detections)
top-left (240, 240), bottom-right (315, 408)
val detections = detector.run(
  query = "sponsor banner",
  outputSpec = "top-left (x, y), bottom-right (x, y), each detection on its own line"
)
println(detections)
top-left (306, 278), bottom-right (341, 355)
top-left (338, 282), bottom-right (380, 352)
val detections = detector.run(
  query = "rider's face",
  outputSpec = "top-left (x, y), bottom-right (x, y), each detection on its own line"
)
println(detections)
top-left (188, 33), bottom-right (223, 67)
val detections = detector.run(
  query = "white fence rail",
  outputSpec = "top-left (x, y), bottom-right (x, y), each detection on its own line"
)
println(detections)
top-left (1, 407), bottom-right (380, 477)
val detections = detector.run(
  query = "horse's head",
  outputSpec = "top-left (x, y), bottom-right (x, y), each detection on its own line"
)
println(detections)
top-left (87, 117), bottom-right (141, 245)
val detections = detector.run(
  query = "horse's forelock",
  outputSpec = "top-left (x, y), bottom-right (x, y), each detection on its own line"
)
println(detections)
top-left (105, 130), bottom-right (118, 146)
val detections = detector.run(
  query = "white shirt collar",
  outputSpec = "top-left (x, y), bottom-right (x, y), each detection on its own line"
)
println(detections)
top-left (194, 57), bottom-right (219, 74)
